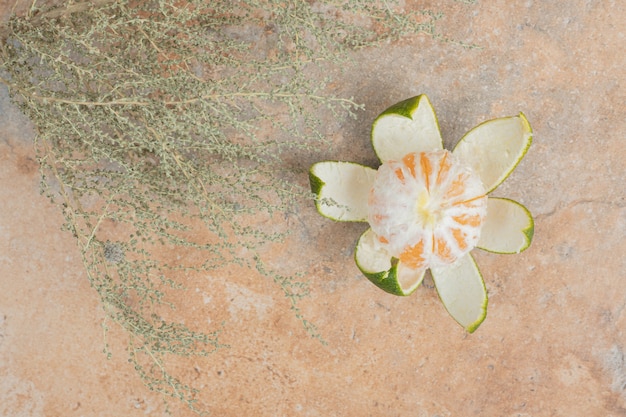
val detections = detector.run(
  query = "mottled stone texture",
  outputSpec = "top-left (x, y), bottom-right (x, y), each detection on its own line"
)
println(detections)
top-left (1, 1), bottom-right (624, 416)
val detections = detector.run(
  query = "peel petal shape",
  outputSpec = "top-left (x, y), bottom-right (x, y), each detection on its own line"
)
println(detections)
top-left (309, 161), bottom-right (376, 222)
top-left (453, 113), bottom-right (532, 193)
top-left (355, 228), bottom-right (425, 296)
top-left (371, 95), bottom-right (443, 163)
top-left (431, 253), bottom-right (487, 333)
top-left (477, 197), bottom-right (534, 254)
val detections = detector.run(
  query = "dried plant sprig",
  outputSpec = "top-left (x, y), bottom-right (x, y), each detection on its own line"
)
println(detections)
top-left (1, 0), bottom-right (474, 413)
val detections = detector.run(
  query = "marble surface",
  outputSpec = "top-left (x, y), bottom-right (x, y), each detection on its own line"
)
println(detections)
top-left (1, 1), bottom-right (625, 416)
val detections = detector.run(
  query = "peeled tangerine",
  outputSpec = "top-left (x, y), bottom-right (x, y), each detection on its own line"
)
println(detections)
top-left (367, 149), bottom-right (487, 273)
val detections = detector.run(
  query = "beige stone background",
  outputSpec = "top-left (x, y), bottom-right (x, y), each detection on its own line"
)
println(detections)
top-left (1, 1), bottom-right (625, 416)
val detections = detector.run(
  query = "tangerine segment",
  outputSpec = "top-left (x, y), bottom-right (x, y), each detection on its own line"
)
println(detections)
top-left (452, 214), bottom-right (483, 227)
top-left (394, 167), bottom-right (405, 183)
top-left (420, 152), bottom-right (433, 191)
top-left (368, 149), bottom-right (487, 269)
top-left (434, 236), bottom-right (455, 263)
top-left (399, 239), bottom-right (427, 270)
top-left (435, 151), bottom-right (451, 186)
top-left (451, 228), bottom-right (468, 250)
top-left (443, 173), bottom-right (470, 200)
top-left (402, 153), bottom-right (418, 179)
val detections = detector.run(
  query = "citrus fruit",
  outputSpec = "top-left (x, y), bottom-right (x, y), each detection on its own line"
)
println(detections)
top-left (310, 94), bottom-right (534, 332)
top-left (367, 149), bottom-right (487, 269)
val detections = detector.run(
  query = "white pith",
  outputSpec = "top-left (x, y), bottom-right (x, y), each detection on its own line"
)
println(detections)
top-left (367, 150), bottom-right (487, 269)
